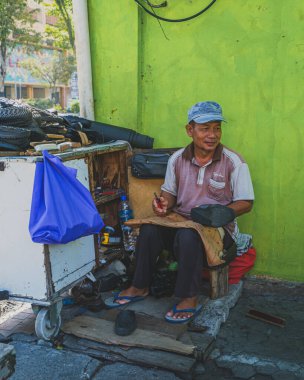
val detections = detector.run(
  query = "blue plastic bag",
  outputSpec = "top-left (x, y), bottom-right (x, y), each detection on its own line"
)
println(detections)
top-left (29, 150), bottom-right (104, 244)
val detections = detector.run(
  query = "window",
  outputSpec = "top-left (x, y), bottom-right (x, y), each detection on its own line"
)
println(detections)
top-left (45, 15), bottom-right (58, 25)
top-left (17, 87), bottom-right (28, 99)
top-left (33, 87), bottom-right (46, 99)
top-left (4, 86), bottom-right (12, 98)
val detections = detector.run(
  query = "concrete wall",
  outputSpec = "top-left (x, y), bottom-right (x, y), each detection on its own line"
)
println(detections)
top-left (88, 0), bottom-right (304, 282)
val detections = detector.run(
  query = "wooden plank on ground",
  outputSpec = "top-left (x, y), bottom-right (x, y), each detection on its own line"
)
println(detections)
top-left (63, 335), bottom-right (196, 374)
top-left (189, 332), bottom-right (215, 361)
top-left (99, 309), bottom-right (187, 340)
top-left (62, 315), bottom-right (195, 356)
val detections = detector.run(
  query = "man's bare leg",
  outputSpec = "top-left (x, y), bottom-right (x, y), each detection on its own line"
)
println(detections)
top-left (114, 286), bottom-right (149, 305)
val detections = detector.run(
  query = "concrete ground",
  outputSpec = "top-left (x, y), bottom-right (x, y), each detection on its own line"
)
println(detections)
top-left (0, 276), bottom-right (303, 380)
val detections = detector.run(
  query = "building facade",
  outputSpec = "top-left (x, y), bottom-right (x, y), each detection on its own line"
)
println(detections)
top-left (87, 1), bottom-right (304, 282)
top-left (4, 0), bottom-right (73, 108)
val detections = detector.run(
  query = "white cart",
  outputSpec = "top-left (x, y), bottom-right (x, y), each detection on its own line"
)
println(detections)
top-left (0, 142), bottom-right (128, 340)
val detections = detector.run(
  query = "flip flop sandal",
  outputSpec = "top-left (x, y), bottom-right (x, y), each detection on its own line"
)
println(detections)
top-left (165, 304), bottom-right (203, 324)
top-left (104, 292), bottom-right (146, 309)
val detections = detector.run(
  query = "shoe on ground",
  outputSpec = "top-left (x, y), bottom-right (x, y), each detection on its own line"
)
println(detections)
top-left (114, 310), bottom-right (137, 336)
top-left (86, 295), bottom-right (105, 312)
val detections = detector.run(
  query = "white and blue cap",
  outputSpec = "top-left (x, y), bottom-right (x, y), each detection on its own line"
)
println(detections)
top-left (187, 101), bottom-right (226, 123)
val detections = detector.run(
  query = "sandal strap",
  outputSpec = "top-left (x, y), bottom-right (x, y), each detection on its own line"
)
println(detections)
top-left (114, 295), bottom-right (133, 301)
top-left (172, 304), bottom-right (196, 314)
top-left (113, 294), bottom-right (144, 302)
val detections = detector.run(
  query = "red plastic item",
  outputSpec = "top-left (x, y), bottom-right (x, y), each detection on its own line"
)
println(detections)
top-left (228, 247), bottom-right (256, 284)
top-left (202, 247), bottom-right (257, 284)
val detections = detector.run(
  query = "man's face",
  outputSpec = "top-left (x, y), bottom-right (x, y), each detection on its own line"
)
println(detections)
top-left (186, 121), bottom-right (222, 153)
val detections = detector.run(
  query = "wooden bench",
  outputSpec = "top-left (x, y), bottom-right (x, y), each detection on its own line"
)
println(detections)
top-left (128, 168), bottom-right (229, 300)
top-left (208, 265), bottom-right (229, 299)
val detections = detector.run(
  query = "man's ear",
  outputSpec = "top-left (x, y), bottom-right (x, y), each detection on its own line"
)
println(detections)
top-left (185, 123), bottom-right (193, 137)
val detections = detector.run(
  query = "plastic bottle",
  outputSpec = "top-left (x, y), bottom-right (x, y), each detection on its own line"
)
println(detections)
top-left (119, 195), bottom-right (135, 252)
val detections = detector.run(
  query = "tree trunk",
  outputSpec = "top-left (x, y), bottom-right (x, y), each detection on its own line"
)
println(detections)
top-left (50, 84), bottom-right (57, 105)
top-left (0, 79), bottom-right (4, 97)
top-left (55, 0), bottom-right (75, 52)
top-left (0, 53), bottom-right (6, 97)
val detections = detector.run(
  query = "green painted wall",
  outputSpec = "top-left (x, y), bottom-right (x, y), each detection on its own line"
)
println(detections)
top-left (88, 0), bottom-right (304, 282)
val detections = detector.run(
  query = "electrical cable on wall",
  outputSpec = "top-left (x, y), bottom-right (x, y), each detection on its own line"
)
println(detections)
top-left (145, 0), bottom-right (169, 40)
top-left (134, 0), bottom-right (217, 22)
top-left (144, 0), bottom-right (168, 8)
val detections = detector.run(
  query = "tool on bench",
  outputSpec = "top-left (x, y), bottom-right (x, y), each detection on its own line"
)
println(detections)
top-left (154, 192), bottom-right (163, 209)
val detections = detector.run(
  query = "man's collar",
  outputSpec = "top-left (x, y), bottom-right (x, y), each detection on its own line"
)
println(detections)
top-left (182, 142), bottom-right (223, 162)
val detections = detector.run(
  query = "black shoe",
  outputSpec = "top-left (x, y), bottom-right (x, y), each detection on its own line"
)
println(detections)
top-left (114, 310), bottom-right (137, 336)
top-left (86, 295), bottom-right (106, 312)
top-left (150, 269), bottom-right (177, 298)
top-left (191, 204), bottom-right (235, 227)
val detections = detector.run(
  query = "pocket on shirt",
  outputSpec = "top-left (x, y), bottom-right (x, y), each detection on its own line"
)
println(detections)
top-left (208, 179), bottom-right (226, 201)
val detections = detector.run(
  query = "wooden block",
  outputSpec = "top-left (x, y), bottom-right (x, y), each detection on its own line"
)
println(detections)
top-left (46, 133), bottom-right (66, 140)
top-left (0, 151), bottom-right (24, 157)
top-left (209, 266), bottom-right (229, 299)
top-left (246, 309), bottom-right (286, 327)
top-left (188, 332), bottom-right (215, 361)
top-left (62, 315), bottom-right (195, 356)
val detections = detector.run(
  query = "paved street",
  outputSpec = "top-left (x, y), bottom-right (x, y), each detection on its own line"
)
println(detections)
top-left (0, 276), bottom-right (303, 379)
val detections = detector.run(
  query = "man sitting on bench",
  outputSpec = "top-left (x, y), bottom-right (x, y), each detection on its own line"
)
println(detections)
top-left (105, 101), bottom-right (254, 323)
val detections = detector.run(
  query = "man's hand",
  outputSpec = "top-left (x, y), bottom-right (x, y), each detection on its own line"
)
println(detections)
top-left (152, 196), bottom-right (168, 216)
top-left (152, 191), bottom-right (176, 217)
top-left (227, 200), bottom-right (253, 217)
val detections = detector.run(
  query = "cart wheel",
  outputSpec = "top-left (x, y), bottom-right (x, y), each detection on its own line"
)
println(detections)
top-left (35, 307), bottom-right (61, 341)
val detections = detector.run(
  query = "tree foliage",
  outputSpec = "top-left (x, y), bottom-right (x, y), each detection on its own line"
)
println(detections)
top-left (43, 0), bottom-right (74, 52)
top-left (0, 0), bottom-right (42, 95)
top-left (22, 52), bottom-right (76, 102)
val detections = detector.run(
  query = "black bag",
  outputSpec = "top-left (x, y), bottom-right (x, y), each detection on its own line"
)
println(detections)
top-left (131, 152), bottom-right (170, 179)
top-left (150, 268), bottom-right (177, 298)
top-left (191, 204), bottom-right (236, 228)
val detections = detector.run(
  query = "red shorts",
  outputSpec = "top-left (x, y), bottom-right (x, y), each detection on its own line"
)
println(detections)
top-left (203, 247), bottom-right (257, 284)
